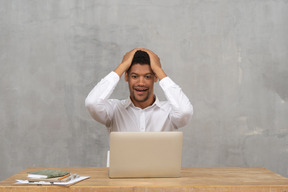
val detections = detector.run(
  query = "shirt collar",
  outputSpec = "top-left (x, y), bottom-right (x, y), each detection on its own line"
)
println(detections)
top-left (124, 95), bottom-right (162, 109)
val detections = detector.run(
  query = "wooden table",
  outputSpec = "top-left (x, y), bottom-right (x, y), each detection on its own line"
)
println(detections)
top-left (1, 167), bottom-right (288, 191)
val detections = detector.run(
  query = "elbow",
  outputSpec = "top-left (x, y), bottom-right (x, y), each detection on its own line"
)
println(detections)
top-left (85, 97), bottom-right (92, 108)
top-left (175, 104), bottom-right (193, 128)
top-left (85, 97), bottom-right (97, 115)
top-left (85, 98), bottom-right (92, 111)
top-left (183, 104), bottom-right (194, 124)
top-left (182, 101), bottom-right (193, 119)
top-left (84, 98), bottom-right (110, 126)
top-left (188, 103), bottom-right (194, 117)
top-left (85, 98), bottom-right (100, 122)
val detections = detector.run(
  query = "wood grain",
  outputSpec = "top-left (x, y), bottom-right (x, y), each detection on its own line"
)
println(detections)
top-left (1, 167), bottom-right (288, 192)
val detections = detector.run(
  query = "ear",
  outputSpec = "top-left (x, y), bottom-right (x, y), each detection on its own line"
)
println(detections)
top-left (125, 72), bottom-right (129, 82)
top-left (154, 75), bottom-right (158, 82)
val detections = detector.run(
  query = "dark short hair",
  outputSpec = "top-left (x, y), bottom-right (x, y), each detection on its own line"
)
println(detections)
top-left (127, 50), bottom-right (150, 73)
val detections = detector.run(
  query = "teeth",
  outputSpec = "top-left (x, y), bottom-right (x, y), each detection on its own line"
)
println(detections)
top-left (135, 88), bottom-right (147, 91)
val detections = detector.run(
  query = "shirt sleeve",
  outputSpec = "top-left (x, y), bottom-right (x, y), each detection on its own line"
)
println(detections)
top-left (85, 71), bottom-right (119, 126)
top-left (159, 77), bottom-right (193, 128)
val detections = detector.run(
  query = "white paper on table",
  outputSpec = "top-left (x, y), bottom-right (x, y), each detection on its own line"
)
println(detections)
top-left (15, 176), bottom-right (90, 185)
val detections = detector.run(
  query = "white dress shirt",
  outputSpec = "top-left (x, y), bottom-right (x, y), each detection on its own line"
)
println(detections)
top-left (85, 71), bottom-right (193, 132)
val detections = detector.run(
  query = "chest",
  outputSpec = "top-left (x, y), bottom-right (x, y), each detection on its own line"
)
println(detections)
top-left (111, 106), bottom-right (173, 132)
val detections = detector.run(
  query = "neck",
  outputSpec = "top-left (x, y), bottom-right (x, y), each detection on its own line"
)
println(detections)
top-left (131, 95), bottom-right (156, 109)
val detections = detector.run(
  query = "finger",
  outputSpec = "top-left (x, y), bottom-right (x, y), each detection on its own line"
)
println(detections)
top-left (140, 48), bottom-right (152, 55)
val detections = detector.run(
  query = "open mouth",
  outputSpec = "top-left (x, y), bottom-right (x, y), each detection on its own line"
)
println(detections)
top-left (134, 87), bottom-right (148, 94)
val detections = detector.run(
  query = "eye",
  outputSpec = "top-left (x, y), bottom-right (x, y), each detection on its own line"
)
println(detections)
top-left (145, 75), bottom-right (152, 79)
top-left (131, 75), bottom-right (138, 79)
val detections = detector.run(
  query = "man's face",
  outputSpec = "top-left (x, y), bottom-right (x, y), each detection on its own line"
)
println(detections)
top-left (125, 64), bottom-right (157, 108)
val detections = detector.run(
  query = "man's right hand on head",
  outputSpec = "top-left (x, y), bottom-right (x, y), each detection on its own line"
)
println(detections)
top-left (121, 48), bottom-right (139, 68)
top-left (114, 48), bottom-right (139, 77)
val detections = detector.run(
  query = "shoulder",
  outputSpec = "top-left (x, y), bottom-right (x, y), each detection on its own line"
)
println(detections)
top-left (107, 98), bottom-right (129, 107)
top-left (107, 98), bottom-right (126, 104)
top-left (156, 100), bottom-right (172, 111)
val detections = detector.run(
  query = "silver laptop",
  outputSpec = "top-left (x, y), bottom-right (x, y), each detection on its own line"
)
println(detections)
top-left (109, 132), bottom-right (183, 178)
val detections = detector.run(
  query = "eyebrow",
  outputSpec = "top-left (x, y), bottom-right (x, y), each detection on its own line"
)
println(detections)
top-left (130, 72), bottom-right (154, 76)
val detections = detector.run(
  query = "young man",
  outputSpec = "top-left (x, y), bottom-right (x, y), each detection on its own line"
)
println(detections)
top-left (85, 48), bottom-right (193, 132)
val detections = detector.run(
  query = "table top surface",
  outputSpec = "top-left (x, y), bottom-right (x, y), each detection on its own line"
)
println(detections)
top-left (1, 167), bottom-right (288, 187)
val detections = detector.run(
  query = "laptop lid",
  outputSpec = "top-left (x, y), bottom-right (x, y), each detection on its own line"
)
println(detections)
top-left (109, 132), bottom-right (183, 178)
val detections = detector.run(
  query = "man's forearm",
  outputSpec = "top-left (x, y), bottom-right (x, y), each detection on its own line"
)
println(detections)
top-left (152, 66), bottom-right (167, 81)
top-left (114, 48), bottom-right (138, 77)
top-left (85, 72), bottom-right (119, 105)
top-left (114, 63), bottom-right (127, 78)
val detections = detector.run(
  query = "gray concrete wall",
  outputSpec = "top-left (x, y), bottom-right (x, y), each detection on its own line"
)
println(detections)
top-left (1, 0), bottom-right (288, 181)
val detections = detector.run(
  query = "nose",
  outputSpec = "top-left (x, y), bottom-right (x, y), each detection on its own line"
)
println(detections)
top-left (138, 76), bottom-right (145, 86)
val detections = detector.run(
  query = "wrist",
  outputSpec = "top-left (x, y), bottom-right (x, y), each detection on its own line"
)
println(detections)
top-left (114, 63), bottom-right (128, 77)
top-left (153, 67), bottom-right (167, 80)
